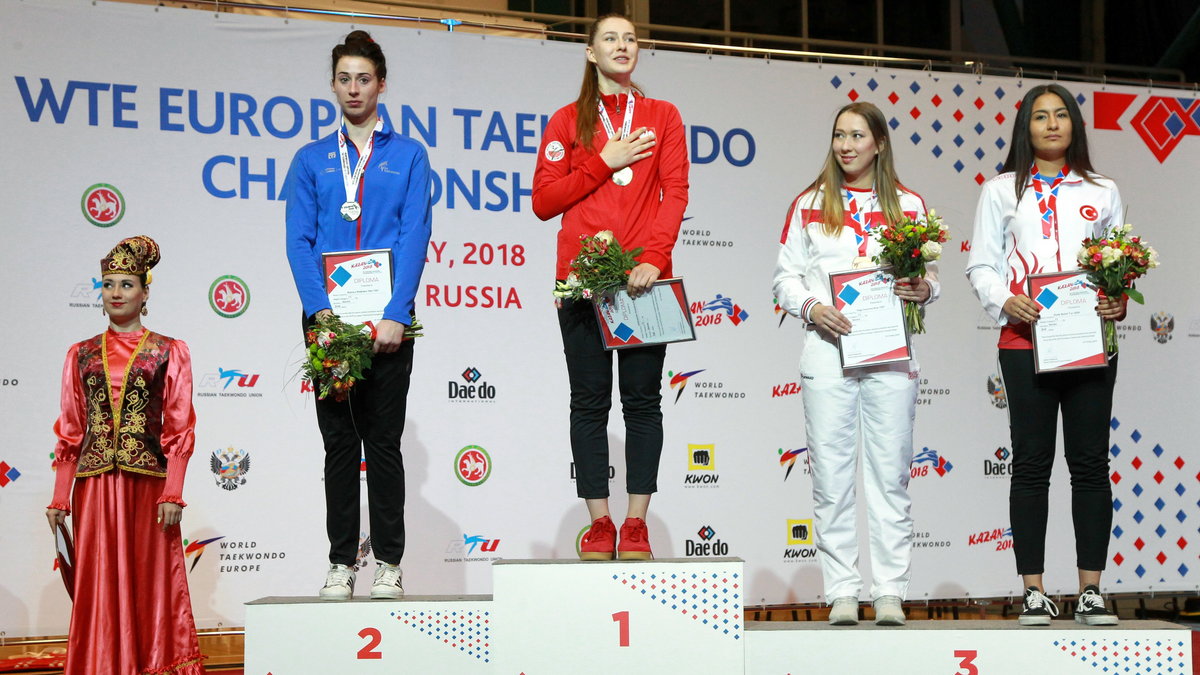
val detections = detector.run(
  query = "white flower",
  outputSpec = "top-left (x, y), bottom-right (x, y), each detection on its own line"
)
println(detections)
top-left (566, 273), bottom-right (582, 288)
top-left (316, 332), bottom-right (331, 348)
top-left (1100, 246), bottom-right (1123, 266)
top-left (1147, 246), bottom-right (1160, 268)
top-left (593, 230), bottom-right (616, 245)
top-left (1119, 223), bottom-right (1134, 235)
top-left (1077, 247), bottom-right (1091, 266)
top-left (920, 241), bottom-right (942, 261)
top-left (582, 288), bottom-right (593, 299)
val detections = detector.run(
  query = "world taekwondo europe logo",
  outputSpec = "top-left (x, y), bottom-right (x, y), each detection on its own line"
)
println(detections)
top-left (667, 369), bottom-right (705, 403)
top-left (778, 448), bottom-right (808, 481)
top-left (183, 535), bottom-right (225, 573)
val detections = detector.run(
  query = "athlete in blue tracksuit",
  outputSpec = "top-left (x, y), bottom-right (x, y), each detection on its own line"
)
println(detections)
top-left (283, 30), bottom-right (432, 601)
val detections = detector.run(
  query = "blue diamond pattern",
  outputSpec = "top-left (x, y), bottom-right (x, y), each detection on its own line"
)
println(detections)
top-left (974, 122), bottom-right (985, 135)
top-left (952, 160), bottom-right (964, 173)
top-left (1153, 444), bottom-right (1164, 457)
top-left (1075, 93), bottom-right (1087, 105)
top-left (1113, 525), bottom-right (1124, 538)
top-left (1113, 498), bottom-right (1123, 511)
top-left (1134, 510), bottom-right (1145, 523)
top-left (1111, 417), bottom-right (1120, 430)
top-left (910, 132), bottom-right (921, 145)
top-left (1156, 524), bottom-right (1167, 538)
top-left (909, 81), bottom-right (921, 93)
top-left (830, 76), bottom-right (842, 88)
top-left (995, 137), bottom-right (1006, 149)
top-left (995, 162), bottom-right (1004, 173)
top-left (1176, 483), bottom-right (1186, 496)
top-left (1155, 498), bottom-right (1166, 511)
top-left (1133, 483), bottom-right (1143, 497)
top-left (1176, 510), bottom-right (1187, 523)
top-left (1180, 563), bottom-right (1190, 576)
top-left (953, 84), bottom-right (964, 96)
top-left (953, 134), bottom-right (964, 147)
top-left (1131, 429), bottom-right (1143, 442)
top-left (931, 145), bottom-right (943, 158)
top-left (329, 265), bottom-right (352, 287)
top-left (1111, 443), bottom-right (1121, 457)
top-left (1135, 564), bottom-right (1146, 578)
top-left (994, 86), bottom-right (1005, 99)
top-left (931, 119), bottom-right (943, 132)
top-left (867, 78), bottom-right (878, 91)
top-left (837, 285), bottom-right (861, 305)
top-left (974, 147), bottom-right (985, 160)
top-left (888, 117), bottom-right (900, 130)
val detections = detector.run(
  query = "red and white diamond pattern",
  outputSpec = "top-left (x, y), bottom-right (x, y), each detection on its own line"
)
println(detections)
top-left (394, 609), bottom-right (491, 663)
top-left (1053, 637), bottom-right (1188, 674)
top-left (612, 571), bottom-right (742, 639)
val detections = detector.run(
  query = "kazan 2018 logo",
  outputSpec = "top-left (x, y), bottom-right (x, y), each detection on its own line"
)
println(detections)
top-left (211, 447), bottom-right (251, 491)
top-left (81, 183), bottom-right (125, 228)
top-left (209, 275), bottom-right (250, 318)
top-left (456, 445), bottom-right (492, 486)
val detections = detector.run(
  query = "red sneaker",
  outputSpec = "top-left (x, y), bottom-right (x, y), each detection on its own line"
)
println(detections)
top-left (579, 516), bottom-right (616, 561)
top-left (617, 517), bottom-right (654, 560)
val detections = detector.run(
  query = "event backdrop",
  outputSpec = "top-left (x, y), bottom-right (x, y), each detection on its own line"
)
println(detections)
top-left (2, 0), bottom-right (1196, 637)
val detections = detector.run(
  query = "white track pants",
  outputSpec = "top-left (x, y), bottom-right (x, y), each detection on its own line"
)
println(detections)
top-left (800, 336), bottom-right (918, 601)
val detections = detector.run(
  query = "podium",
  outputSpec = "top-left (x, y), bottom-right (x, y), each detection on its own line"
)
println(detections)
top-left (244, 559), bottom-right (1191, 674)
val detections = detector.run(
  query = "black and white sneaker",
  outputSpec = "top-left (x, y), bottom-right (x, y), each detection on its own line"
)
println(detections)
top-left (1018, 586), bottom-right (1059, 626)
top-left (1074, 585), bottom-right (1119, 626)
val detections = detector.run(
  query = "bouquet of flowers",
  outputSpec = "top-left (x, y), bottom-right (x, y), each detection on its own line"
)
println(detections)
top-left (552, 230), bottom-right (643, 304)
top-left (301, 314), bottom-right (424, 401)
top-left (871, 209), bottom-right (949, 334)
top-left (1077, 223), bottom-right (1159, 353)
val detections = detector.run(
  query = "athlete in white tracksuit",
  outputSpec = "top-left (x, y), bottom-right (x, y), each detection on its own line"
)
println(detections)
top-left (775, 184), bottom-right (939, 604)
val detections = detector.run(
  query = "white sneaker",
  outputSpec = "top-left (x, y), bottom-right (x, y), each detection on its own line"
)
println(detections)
top-left (873, 595), bottom-right (906, 626)
top-left (827, 596), bottom-right (859, 625)
top-left (319, 563), bottom-right (355, 601)
top-left (1019, 586), bottom-right (1059, 626)
top-left (370, 562), bottom-right (404, 599)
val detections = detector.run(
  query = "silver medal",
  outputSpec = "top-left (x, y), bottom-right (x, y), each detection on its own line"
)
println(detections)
top-left (340, 201), bottom-right (361, 221)
top-left (612, 167), bottom-right (634, 186)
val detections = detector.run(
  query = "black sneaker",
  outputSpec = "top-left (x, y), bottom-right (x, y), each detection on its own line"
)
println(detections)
top-left (1074, 585), bottom-right (1119, 626)
top-left (1018, 586), bottom-right (1058, 626)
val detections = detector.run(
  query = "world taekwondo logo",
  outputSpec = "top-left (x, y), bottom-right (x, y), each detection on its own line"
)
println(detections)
top-left (667, 369), bottom-right (704, 403)
top-left (183, 535), bottom-right (226, 573)
top-left (778, 447), bottom-right (808, 480)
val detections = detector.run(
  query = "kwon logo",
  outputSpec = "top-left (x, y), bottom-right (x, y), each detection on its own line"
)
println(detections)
top-left (779, 447), bottom-right (809, 480)
top-left (911, 447), bottom-right (953, 478)
top-left (986, 374), bottom-right (1007, 409)
top-left (967, 526), bottom-right (1013, 552)
top-left (667, 369), bottom-right (704, 403)
top-left (684, 525), bottom-right (730, 557)
top-left (445, 534), bottom-right (501, 562)
top-left (690, 294), bottom-right (750, 327)
top-left (81, 183), bottom-right (125, 227)
top-left (209, 275), bottom-right (250, 318)
top-left (456, 445), bottom-right (491, 486)
top-left (449, 366), bottom-right (496, 402)
top-left (684, 444), bottom-right (719, 488)
top-left (783, 518), bottom-right (818, 562)
top-left (210, 447), bottom-right (250, 491)
top-left (68, 278), bottom-right (103, 309)
top-left (983, 447), bottom-right (1012, 478)
top-left (197, 368), bottom-right (262, 398)
top-left (1095, 91), bottom-right (1200, 162)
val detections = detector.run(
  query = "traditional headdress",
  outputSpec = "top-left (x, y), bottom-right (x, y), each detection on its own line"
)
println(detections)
top-left (100, 235), bottom-right (161, 283)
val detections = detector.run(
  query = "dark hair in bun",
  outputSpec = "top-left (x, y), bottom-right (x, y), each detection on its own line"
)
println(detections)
top-left (331, 30), bottom-right (387, 81)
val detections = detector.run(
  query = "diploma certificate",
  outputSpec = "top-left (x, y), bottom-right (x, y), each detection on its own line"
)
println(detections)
top-left (828, 267), bottom-right (912, 368)
top-left (594, 278), bottom-right (696, 350)
top-left (1027, 270), bottom-right (1108, 373)
top-left (322, 249), bottom-right (394, 325)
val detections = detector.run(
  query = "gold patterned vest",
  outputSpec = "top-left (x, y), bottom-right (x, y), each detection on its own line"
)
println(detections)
top-left (75, 331), bottom-right (172, 478)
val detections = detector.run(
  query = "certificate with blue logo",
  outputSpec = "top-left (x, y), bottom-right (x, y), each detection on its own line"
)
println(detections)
top-left (828, 267), bottom-right (911, 368)
top-left (594, 278), bottom-right (696, 350)
top-left (1027, 270), bottom-right (1108, 373)
top-left (322, 249), bottom-right (394, 324)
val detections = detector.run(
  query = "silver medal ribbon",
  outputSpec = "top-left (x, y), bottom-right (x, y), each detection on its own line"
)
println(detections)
top-left (597, 92), bottom-right (635, 141)
top-left (337, 118), bottom-right (383, 220)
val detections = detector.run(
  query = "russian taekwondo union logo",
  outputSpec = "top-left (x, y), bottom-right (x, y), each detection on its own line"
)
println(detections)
top-left (81, 183), bottom-right (125, 228)
top-left (210, 447), bottom-right (250, 490)
top-left (456, 445), bottom-right (491, 486)
top-left (209, 275), bottom-right (250, 318)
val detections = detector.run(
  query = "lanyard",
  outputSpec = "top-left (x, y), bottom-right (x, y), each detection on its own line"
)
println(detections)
top-left (844, 187), bottom-right (877, 256)
top-left (597, 92), bottom-right (635, 140)
top-left (337, 118), bottom-right (384, 208)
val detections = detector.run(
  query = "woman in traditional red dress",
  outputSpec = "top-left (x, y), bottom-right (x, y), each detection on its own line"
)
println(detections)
top-left (46, 235), bottom-right (205, 674)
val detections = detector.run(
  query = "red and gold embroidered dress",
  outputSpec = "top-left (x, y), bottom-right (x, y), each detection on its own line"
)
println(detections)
top-left (49, 328), bottom-right (205, 675)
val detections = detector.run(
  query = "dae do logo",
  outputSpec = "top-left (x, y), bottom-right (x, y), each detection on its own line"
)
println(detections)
top-left (449, 366), bottom-right (497, 402)
top-left (456, 445), bottom-right (491, 486)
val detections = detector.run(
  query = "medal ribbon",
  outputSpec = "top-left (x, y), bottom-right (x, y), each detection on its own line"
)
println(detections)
top-left (1030, 164), bottom-right (1068, 240)
top-left (844, 188), bottom-right (877, 256)
top-left (597, 92), bottom-right (635, 141)
top-left (337, 118), bottom-right (384, 213)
